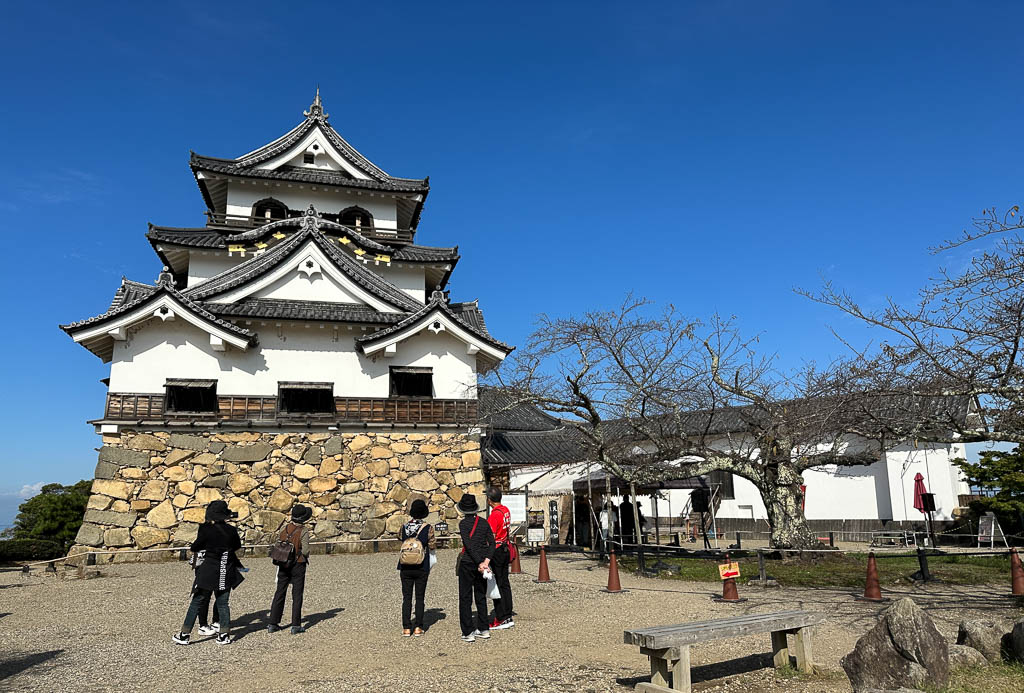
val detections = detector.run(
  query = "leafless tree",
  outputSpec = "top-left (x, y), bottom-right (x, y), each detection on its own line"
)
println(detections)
top-left (802, 205), bottom-right (1024, 444)
top-left (490, 297), bottom-right (884, 549)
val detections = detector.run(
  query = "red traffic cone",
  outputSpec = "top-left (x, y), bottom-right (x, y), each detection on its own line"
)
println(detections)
top-left (510, 538), bottom-right (522, 575)
top-left (713, 552), bottom-right (746, 603)
top-left (1010, 548), bottom-right (1024, 597)
top-left (855, 551), bottom-right (889, 602)
top-left (534, 545), bottom-right (554, 583)
top-left (602, 548), bottom-right (626, 594)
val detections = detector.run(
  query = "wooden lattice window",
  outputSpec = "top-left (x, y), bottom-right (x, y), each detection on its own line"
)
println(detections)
top-left (278, 381), bottom-right (334, 415)
top-left (389, 367), bottom-right (432, 398)
top-left (164, 379), bottom-right (218, 414)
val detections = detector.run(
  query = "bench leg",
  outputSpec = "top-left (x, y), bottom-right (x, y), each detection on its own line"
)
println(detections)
top-left (650, 656), bottom-right (670, 688)
top-left (770, 630), bottom-right (790, 669)
top-left (671, 645), bottom-right (691, 692)
top-left (792, 626), bottom-right (814, 674)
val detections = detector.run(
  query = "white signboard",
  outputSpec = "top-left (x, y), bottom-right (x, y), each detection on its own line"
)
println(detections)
top-left (503, 493), bottom-right (527, 524)
top-left (527, 528), bottom-right (545, 544)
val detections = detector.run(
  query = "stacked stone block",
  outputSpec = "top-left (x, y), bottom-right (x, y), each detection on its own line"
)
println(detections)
top-left (71, 430), bottom-right (484, 561)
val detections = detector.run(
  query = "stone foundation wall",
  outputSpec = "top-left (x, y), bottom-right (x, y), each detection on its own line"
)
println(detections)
top-left (70, 430), bottom-right (485, 561)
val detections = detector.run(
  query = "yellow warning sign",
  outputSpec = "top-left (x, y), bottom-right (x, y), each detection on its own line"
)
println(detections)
top-left (718, 562), bottom-right (740, 580)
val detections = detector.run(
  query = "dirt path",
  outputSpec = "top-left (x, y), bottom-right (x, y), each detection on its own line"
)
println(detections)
top-left (0, 551), bottom-right (1018, 692)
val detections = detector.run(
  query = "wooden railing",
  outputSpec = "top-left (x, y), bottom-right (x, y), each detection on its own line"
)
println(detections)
top-left (204, 212), bottom-right (415, 242)
top-left (104, 393), bottom-right (477, 425)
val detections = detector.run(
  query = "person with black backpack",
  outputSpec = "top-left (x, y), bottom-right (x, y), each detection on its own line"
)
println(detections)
top-left (173, 500), bottom-right (243, 646)
top-left (396, 499), bottom-right (436, 637)
top-left (455, 494), bottom-right (494, 643)
top-left (268, 504), bottom-right (312, 635)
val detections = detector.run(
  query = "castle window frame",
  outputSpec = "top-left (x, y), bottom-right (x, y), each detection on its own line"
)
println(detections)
top-left (389, 367), bottom-right (433, 399)
top-left (303, 152), bottom-right (315, 164)
top-left (164, 379), bottom-right (218, 414)
top-left (277, 381), bottom-right (335, 417)
top-left (339, 206), bottom-right (373, 230)
top-left (252, 197), bottom-right (289, 221)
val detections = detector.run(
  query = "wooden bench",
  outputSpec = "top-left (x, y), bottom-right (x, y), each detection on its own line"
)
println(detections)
top-left (623, 610), bottom-right (825, 692)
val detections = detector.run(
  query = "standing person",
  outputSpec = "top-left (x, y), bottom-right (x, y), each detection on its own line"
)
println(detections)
top-left (456, 494), bottom-right (494, 643)
top-left (189, 510), bottom-right (218, 637)
top-left (173, 500), bottom-right (243, 646)
top-left (396, 499), bottom-right (436, 637)
top-left (268, 504), bottom-right (312, 635)
top-left (485, 486), bottom-right (515, 630)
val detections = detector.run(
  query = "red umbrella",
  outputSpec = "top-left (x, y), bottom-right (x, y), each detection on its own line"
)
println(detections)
top-left (912, 473), bottom-right (928, 514)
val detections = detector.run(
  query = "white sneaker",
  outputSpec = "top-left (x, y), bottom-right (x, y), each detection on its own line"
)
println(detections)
top-left (198, 625), bottom-right (217, 636)
top-left (215, 633), bottom-right (232, 646)
top-left (473, 629), bottom-right (491, 639)
top-left (461, 634), bottom-right (475, 643)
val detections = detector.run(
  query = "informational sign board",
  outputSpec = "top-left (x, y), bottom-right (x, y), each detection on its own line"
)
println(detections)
top-left (718, 562), bottom-right (740, 580)
top-left (527, 528), bottom-right (545, 543)
top-left (503, 493), bottom-right (527, 524)
top-left (434, 521), bottom-right (449, 536)
top-left (977, 512), bottom-right (1007, 548)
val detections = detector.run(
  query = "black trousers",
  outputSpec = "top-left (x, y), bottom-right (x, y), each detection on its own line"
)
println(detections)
top-left (269, 561), bottom-right (307, 627)
top-left (491, 545), bottom-right (514, 622)
top-left (400, 568), bottom-right (428, 629)
top-left (457, 561), bottom-right (489, 636)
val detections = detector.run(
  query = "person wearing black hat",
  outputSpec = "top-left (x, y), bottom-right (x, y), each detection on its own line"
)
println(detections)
top-left (268, 504), bottom-right (312, 635)
top-left (396, 498), bottom-right (437, 637)
top-left (455, 494), bottom-right (494, 643)
top-left (173, 500), bottom-right (243, 646)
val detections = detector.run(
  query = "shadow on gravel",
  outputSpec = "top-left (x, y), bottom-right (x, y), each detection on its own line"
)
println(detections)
top-left (422, 607), bottom-right (446, 632)
top-left (616, 652), bottom-right (772, 689)
top-left (0, 583), bottom-right (26, 589)
top-left (305, 607), bottom-right (344, 630)
top-left (0, 650), bottom-right (63, 681)
top-left (0, 613), bottom-right (10, 620)
top-left (228, 610), bottom-right (272, 641)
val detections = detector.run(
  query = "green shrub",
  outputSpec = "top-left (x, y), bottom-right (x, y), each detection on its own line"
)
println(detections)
top-left (0, 538), bottom-right (64, 562)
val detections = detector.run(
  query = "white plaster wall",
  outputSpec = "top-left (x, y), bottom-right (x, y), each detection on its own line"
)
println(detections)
top-left (802, 460), bottom-right (891, 520)
top-left (107, 319), bottom-right (477, 399)
top-left (254, 268), bottom-right (362, 303)
top-left (225, 185), bottom-right (397, 229)
top-left (187, 253), bottom-right (244, 286)
top-left (371, 265), bottom-right (426, 304)
top-left (883, 443), bottom-right (969, 522)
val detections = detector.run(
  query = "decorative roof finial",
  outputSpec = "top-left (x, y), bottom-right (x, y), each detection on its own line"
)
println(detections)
top-left (304, 85), bottom-right (328, 121)
top-left (156, 266), bottom-right (174, 287)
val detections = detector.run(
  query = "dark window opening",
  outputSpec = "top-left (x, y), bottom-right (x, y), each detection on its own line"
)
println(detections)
top-left (339, 206), bottom-right (373, 230)
top-left (165, 379), bottom-right (218, 413)
top-left (707, 470), bottom-right (735, 500)
top-left (253, 197), bottom-right (289, 221)
top-left (390, 367), bottom-right (432, 398)
top-left (303, 152), bottom-right (315, 164)
top-left (278, 382), bottom-right (334, 415)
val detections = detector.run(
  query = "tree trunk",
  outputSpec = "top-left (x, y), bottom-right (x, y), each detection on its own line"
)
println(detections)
top-left (761, 471), bottom-right (819, 549)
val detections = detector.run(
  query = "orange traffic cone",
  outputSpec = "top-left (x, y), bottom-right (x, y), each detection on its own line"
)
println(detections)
top-left (712, 552), bottom-right (746, 603)
top-left (510, 538), bottom-right (522, 575)
top-left (534, 545), bottom-right (554, 583)
top-left (602, 548), bottom-right (625, 593)
top-left (855, 551), bottom-right (888, 602)
top-left (1010, 548), bottom-right (1024, 597)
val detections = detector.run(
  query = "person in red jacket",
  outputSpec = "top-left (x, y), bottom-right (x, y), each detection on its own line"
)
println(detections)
top-left (486, 486), bottom-right (515, 630)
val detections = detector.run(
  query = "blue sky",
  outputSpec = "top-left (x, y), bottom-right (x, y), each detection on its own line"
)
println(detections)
top-left (1, 2), bottom-right (1021, 526)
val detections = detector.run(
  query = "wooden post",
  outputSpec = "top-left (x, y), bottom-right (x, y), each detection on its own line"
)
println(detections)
top-left (771, 630), bottom-right (790, 668)
top-left (828, 531), bottom-right (835, 547)
top-left (650, 656), bottom-right (670, 688)
top-left (735, 531), bottom-right (742, 550)
top-left (792, 626), bottom-right (814, 673)
top-left (758, 549), bottom-right (767, 584)
top-left (672, 645), bottom-right (691, 693)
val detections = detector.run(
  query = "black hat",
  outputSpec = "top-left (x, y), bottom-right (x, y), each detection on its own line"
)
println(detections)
top-left (409, 499), bottom-right (429, 520)
top-left (206, 500), bottom-right (237, 523)
top-left (457, 494), bottom-right (480, 515)
top-left (291, 504), bottom-right (312, 523)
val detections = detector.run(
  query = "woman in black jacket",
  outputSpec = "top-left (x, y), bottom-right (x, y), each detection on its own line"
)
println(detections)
top-left (173, 500), bottom-right (243, 646)
top-left (455, 494), bottom-right (494, 643)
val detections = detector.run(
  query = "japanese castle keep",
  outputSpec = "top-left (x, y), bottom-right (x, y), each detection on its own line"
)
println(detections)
top-left (61, 91), bottom-right (512, 558)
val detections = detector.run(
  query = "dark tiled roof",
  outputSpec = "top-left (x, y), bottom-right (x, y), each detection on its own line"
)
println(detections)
top-left (355, 292), bottom-right (513, 355)
top-left (204, 298), bottom-right (404, 325)
top-left (147, 221), bottom-right (458, 264)
top-left (184, 220), bottom-right (422, 313)
top-left (477, 386), bottom-right (563, 431)
top-left (484, 428), bottom-right (589, 467)
top-left (191, 155), bottom-right (429, 193)
top-left (108, 278), bottom-right (157, 311)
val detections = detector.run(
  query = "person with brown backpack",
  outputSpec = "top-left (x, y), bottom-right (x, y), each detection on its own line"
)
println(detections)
top-left (396, 499), bottom-right (436, 637)
top-left (268, 504), bottom-right (312, 634)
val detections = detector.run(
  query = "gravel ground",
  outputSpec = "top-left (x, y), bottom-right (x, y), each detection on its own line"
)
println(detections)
top-left (0, 551), bottom-right (1019, 692)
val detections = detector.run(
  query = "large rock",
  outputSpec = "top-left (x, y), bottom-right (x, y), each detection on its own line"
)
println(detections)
top-left (83, 509), bottom-right (136, 528)
top-left (293, 463), bottom-right (318, 480)
top-left (319, 457), bottom-right (341, 476)
top-left (454, 469), bottom-right (485, 485)
top-left (948, 644), bottom-right (987, 669)
top-left (303, 446), bottom-right (322, 465)
top-left (267, 488), bottom-right (294, 513)
top-left (227, 497), bottom-right (251, 521)
top-left (163, 466), bottom-right (188, 481)
top-left (104, 527), bottom-right (132, 547)
top-left (221, 442), bottom-right (273, 462)
top-left (128, 434), bottom-right (166, 452)
top-left (138, 480), bottom-right (169, 502)
top-left (308, 476), bottom-right (338, 493)
top-left (385, 513), bottom-right (410, 533)
top-left (98, 446), bottom-right (150, 468)
top-left (255, 510), bottom-right (287, 532)
top-left (75, 522), bottom-right (105, 547)
top-left (367, 460), bottom-right (390, 477)
top-left (349, 435), bottom-right (372, 452)
top-left (368, 502), bottom-right (400, 519)
top-left (164, 449), bottom-right (196, 466)
top-left (168, 433), bottom-right (207, 451)
top-left (433, 456), bottom-right (461, 470)
top-left (407, 472), bottom-right (440, 492)
top-left (841, 598), bottom-right (949, 692)
top-left (404, 454), bottom-right (427, 472)
top-left (203, 474), bottom-right (229, 489)
top-left (337, 491), bottom-right (376, 508)
top-left (182, 507), bottom-right (207, 523)
top-left (956, 620), bottom-right (1005, 663)
top-left (1010, 620), bottom-right (1024, 662)
top-left (146, 500), bottom-right (178, 529)
top-left (228, 473), bottom-right (259, 494)
top-left (173, 522), bottom-right (200, 544)
top-left (324, 435), bottom-right (345, 456)
top-left (360, 519), bottom-right (386, 539)
top-left (194, 487), bottom-right (223, 504)
top-left (461, 450), bottom-right (482, 467)
top-left (94, 460), bottom-right (119, 480)
top-left (314, 520), bottom-right (340, 538)
top-left (132, 526), bottom-right (170, 549)
top-left (91, 479), bottom-right (131, 500)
